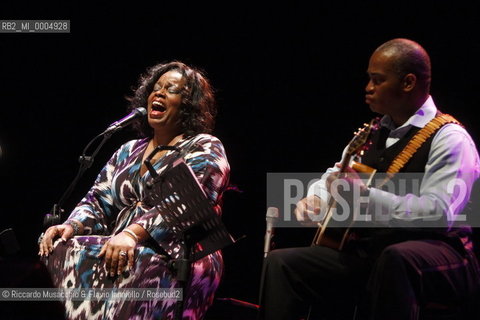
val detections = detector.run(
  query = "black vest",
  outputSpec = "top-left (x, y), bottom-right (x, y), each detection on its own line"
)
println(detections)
top-left (361, 125), bottom-right (434, 174)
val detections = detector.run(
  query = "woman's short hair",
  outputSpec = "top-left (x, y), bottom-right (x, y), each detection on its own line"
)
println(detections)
top-left (128, 61), bottom-right (217, 137)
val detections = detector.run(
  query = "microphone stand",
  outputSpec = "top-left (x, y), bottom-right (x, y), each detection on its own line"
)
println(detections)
top-left (216, 207), bottom-right (278, 318)
top-left (257, 207), bottom-right (278, 319)
top-left (43, 131), bottom-right (115, 228)
top-left (42, 108), bottom-right (146, 229)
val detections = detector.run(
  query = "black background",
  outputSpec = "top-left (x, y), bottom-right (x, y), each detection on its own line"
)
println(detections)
top-left (1, 1), bottom-right (480, 316)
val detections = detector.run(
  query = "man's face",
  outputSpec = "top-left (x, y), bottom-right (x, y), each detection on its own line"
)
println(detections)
top-left (365, 51), bottom-right (404, 116)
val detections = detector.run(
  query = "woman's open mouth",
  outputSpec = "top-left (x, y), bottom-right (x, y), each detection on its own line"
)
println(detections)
top-left (151, 101), bottom-right (166, 117)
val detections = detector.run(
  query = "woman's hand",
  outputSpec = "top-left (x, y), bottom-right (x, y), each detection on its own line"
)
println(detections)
top-left (98, 232), bottom-right (136, 277)
top-left (38, 224), bottom-right (75, 257)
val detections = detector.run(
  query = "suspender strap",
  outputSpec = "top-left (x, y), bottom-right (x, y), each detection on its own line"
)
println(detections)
top-left (382, 114), bottom-right (462, 182)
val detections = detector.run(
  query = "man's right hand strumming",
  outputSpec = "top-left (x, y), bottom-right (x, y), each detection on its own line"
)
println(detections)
top-left (294, 195), bottom-right (324, 225)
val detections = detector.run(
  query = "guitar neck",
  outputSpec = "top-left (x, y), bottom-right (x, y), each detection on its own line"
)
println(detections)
top-left (337, 153), bottom-right (353, 178)
top-left (311, 117), bottom-right (380, 249)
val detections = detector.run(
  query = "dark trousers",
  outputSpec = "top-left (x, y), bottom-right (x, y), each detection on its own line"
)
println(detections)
top-left (259, 240), bottom-right (480, 320)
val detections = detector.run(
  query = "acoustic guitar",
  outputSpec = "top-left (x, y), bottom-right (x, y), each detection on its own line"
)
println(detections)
top-left (311, 118), bottom-right (380, 250)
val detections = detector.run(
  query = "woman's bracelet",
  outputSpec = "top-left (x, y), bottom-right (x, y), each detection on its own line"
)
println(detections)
top-left (123, 228), bottom-right (139, 242)
top-left (63, 220), bottom-right (81, 236)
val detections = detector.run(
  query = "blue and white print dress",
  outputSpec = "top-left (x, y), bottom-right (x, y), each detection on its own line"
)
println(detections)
top-left (42, 133), bottom-right (230, 320)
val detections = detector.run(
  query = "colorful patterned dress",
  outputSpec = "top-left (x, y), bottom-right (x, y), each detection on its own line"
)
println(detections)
top-left (42, 133), bottom-right (230, 320)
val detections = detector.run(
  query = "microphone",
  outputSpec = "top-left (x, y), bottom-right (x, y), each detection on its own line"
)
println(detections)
top-left (264, 207), bottom-right (279, 258)
top-left (102, 107), bottom-right (147, 135)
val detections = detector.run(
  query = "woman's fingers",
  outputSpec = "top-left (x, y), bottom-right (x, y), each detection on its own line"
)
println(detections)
top-left (46, 231), bottom-right (55, 254)
top-left (117, 250), bottom-right (128, 275)
top-left (38, 229), bottom-right (49, 256)
top-left (38, 240), bottom-right (45, 256)
top-left (109, 249), bottom-right (119, 277)
top-left (97, 233), bottom-right (136, 277)
top-left (39, 224), bottom-right (77, 257)
top-left (39, 226), bottom-right (59, 256)
top-left (127, 249), bottom-right (135, 272)
top-left (97, 242), bottom-right (108, 258)
top-left (38, 233), bottom-right (46, 256)
top-left (116, 248), bottom-right (135, 275)
top-left (104, 246), bottom-right (113, 275)
top-left (98, 241), bottom-right (118, 277)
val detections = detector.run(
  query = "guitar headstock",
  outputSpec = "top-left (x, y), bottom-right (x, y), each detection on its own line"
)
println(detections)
top-left (346, 117), bottom-right (380, 156)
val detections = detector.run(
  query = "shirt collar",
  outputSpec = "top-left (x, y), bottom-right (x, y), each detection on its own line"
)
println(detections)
top-left (380, 95), bottom-right (437, 131)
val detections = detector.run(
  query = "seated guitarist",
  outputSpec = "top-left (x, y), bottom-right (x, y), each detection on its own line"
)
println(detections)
top-left (260, 38), bottom-right (480, 320)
